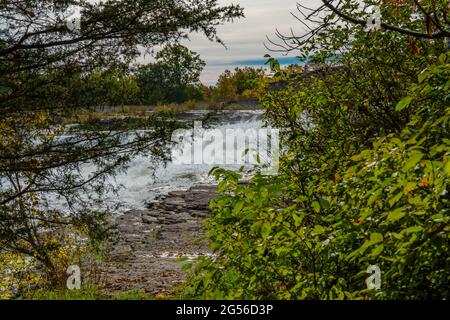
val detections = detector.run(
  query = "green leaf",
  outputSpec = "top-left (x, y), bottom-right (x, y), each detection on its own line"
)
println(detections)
top-left (313, 225), bottom-right (325, 235)
top-left (370, 232), bottom-right (383, 244)
top-left (218, 180), bottom-right (227, 193)
top-left (388, 192), bottom-right (403, 207)
top-left (386, 209), bottom-right (406, 223)
top-left (368, 189), bottom-right (382, 206)
top-left (348, 233), bottom-right (384, 259)
top-left (351, 149), bottom-right (371, 161)
top-left (312, 201), bottom-right (321, 213)
top-left (369, 244), bottom-right (384, 258)
top-left (250, 221), bottom-right (262, 233)
top-left (232, 200), bottom-right (245, 215)
top-left (403, 151), bottom-right (424, 171)
top-left (182, 262), bottom-right (193, 271)
top-left (418, 71), bottom-right (428, 83)
top-left (292, 213), bottom-right (304, 228)
top-left (261, 222), bottom-right (272, 238)
top-left (211, 242), bottom-right (221, 252)
top-left (444, 159), bottom-right (450, 176)
top-left (395, 96), bottom-right (412, 111)
top-left (318, 197), bottom-right (330, 210)
top-left (403, 182), bottom-right (417, 194)
top-left (402, 225), bottom-right (423, 234)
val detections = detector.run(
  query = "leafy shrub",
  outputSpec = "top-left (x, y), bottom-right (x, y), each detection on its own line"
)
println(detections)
top-left (182, 53), bottom-right (449, 299)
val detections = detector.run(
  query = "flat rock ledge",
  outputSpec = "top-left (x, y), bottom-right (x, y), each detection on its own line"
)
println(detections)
top-left (101, 185), bottom-right (217, 296)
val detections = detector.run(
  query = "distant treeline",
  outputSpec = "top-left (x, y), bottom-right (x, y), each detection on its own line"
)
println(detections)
top-left (80, 44), bottom-right (278, 108)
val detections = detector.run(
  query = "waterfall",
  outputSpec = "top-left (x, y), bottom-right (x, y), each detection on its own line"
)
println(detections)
top-left (105, 110), bottom-right (266, 211)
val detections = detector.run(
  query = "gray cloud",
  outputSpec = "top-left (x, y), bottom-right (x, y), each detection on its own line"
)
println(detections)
top-left (181, 0), bottom-right (319, 84)
top-left (136, 0), bottom-right (320, 85)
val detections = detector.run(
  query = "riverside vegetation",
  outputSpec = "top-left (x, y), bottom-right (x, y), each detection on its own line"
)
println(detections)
top-left (181, 2), bottom-right (450, 300)
top-left (0, 0), bottom-right (244, 299)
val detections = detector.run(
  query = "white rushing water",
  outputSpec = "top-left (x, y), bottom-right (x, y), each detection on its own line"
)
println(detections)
top-left (103, 110), bottom-right (267, 211)
top-left (1, 110), bottom-right (273, 213)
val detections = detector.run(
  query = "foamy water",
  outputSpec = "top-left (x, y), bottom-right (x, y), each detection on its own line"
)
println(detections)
top-left (104, 110), bottom-right (266, 211)
top-left (2, 110), bottom-right (269, 213)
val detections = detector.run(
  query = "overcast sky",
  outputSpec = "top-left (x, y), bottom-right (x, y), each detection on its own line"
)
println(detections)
top-left (179, 0), bottom-right (318, 85)
top-left (86, 0), bottom-right (319, 84)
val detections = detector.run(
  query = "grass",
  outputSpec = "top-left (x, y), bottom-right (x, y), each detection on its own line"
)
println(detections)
top-left (63, 99), bottom-right (260, 125)
top-left (24, 285), bottom-right (105, 300)
top-left (23, 286), bottom-right (160, 300)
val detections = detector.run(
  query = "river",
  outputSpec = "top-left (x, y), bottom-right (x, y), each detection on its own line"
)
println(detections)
top-left (103, 109), bottom-right (267, 211)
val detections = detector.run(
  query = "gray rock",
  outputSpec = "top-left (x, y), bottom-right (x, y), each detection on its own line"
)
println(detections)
top-left (102, 185), bottom-right (217, 296)
top-left (142, 215), bottom-right (158, 224)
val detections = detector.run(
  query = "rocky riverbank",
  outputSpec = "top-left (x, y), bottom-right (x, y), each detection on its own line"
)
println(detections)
top-left (101, 185), bottom-right (217, 296)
